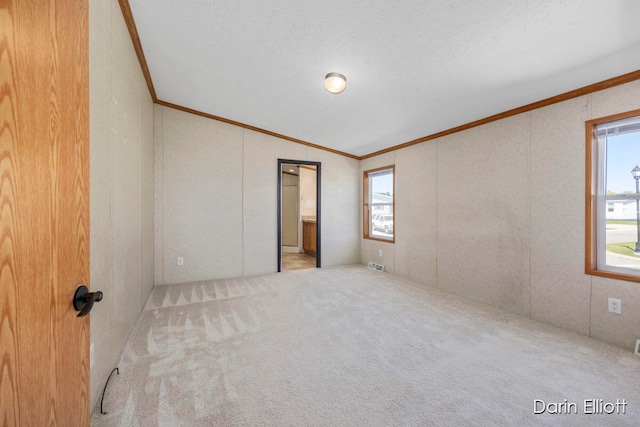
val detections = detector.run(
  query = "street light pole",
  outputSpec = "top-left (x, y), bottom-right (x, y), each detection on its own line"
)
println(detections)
top-left (632, 165), bottom-right (640, 254)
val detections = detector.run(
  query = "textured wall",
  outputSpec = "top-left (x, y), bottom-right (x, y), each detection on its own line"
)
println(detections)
top-left (361, 80), bottom-right (640, 350)
top-left (299, 167), bottom-right (317, 218)
top-left (438, 115), bottom-right (531, 316)
top-left (89, 0), bottom-right (155, 410)
top-left (308, 146), bottom-right (361, 267)
top-left (360, 152), bottom-right (396, 274)
top-left (154, 106), bottom-right (360, 285)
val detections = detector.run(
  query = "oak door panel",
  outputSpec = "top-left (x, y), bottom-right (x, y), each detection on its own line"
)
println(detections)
top-left (0, 0), bottom-right (90, 425)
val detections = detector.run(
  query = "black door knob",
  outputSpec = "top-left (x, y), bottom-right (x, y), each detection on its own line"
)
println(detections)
top-left (73, 285), bottom-right (103, 317)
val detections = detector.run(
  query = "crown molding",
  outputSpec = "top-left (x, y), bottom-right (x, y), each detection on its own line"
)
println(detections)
top-left (156, 100), bottom-right (360, 160)
top-left (117, 0), bottom-right (157, 100)
top-left (360, 70), bottom-right (640, 159)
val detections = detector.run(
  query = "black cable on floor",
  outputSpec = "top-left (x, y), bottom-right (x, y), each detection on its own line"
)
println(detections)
top-left (100, 367), bottom-right (119, 414)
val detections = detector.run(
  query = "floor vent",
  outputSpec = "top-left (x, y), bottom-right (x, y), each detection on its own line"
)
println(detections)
top-left (367, 262), bottom-right (385, 272)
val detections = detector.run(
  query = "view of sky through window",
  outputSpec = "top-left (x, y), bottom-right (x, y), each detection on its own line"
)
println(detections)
top-left (371, 173), bottom-right (393, 195)
top-left (606, 133), bottom-right (640, 193)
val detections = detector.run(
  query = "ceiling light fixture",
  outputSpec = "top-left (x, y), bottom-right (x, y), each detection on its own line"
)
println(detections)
top-left (324, 72), bottom-right (347, 94)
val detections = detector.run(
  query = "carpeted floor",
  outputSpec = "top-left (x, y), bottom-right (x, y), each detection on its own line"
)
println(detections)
top-left (92, 265), bottom-right (640, 426)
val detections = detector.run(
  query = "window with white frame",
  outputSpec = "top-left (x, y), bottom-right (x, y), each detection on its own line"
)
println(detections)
top-left (363, 166), bottom-right (394, 242)
top-left (586, 110), bottom-right (640, 281)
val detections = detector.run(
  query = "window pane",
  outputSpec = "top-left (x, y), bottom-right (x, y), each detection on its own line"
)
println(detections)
top-left (369, 169), bottom-right (393, 239)
top-left (597, 116), bottom-right (640, 274)
top-left (363, 165), bottom-right (394, 242)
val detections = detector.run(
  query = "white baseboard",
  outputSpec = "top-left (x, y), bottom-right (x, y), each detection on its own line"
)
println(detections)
top-left (282, 246), bottom-right (301, 253)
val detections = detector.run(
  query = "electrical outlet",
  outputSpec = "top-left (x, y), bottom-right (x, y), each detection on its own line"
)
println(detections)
top-left (608, 297), bottom-right (622, 314)
top-left (177, 257), bottom-right (184, 266)
top-left (378, 249), bottom-right (383, 257)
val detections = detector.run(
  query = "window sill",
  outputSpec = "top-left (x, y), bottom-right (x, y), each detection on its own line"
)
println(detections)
top-left (585, 267), bottom-right (640, 283)
top-left (363, 236), bottom-right (395, 244)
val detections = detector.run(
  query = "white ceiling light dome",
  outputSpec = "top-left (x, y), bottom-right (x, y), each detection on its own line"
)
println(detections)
top-left (324, 72), bottom-right (347, 94)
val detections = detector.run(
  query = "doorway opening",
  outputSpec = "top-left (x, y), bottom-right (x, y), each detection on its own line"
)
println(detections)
top-left (277, 159), bottom-right (321, 272)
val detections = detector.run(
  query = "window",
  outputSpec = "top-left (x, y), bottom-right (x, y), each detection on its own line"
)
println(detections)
top-left (364, 166), bottom-right (394, 242)
top-left (586, 109), bottom-right (640, 281)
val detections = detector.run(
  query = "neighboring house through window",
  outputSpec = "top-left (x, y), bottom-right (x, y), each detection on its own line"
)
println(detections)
top-left (363, 166), bottom-right (395, 242)
top-left (586, 109), bottom-right (640, 281)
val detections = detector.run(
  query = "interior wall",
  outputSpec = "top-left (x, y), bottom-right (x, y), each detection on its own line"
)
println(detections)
top-left (282, 173), bottom-right (299, 247)
top-left (154, 106), bottom-right (360, 285)
top-left (89, 0), bottom-right (154, 409)
top-left (361, 79), bottom-right (640, 350)
top-left (299, 167), bottom-right (317, 217)
top-left (361, 153), bottom-right (397, 274)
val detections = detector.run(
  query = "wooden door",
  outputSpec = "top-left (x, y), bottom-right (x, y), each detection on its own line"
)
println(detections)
top-left (1, 0), bottom-right (90, 426)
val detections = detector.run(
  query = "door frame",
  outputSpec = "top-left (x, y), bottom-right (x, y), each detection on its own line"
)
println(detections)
top-left (277, 159), bottom-right (321, 271)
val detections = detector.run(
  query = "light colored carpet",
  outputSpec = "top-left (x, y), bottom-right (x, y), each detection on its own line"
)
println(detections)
top-left (91, 265), bottom-right (640, 426)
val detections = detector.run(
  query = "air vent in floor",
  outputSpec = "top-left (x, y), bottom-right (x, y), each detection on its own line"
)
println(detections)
top-left (367, 262), bottom-right (385, 272)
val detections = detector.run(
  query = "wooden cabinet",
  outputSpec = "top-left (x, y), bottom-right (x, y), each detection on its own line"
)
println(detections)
top-left (303, 221), bottom-right (317, 256)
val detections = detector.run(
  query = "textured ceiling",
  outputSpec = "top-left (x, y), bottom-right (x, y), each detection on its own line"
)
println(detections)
top-left (128, 0), bottom-right (640, 157)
